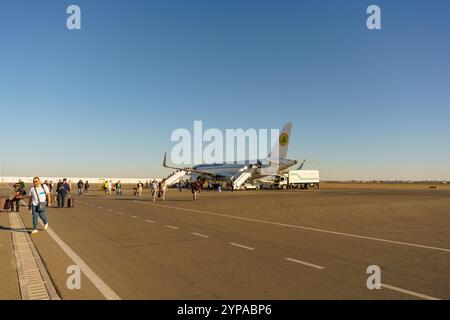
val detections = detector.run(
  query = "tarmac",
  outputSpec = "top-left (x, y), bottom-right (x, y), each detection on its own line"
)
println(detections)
top-left (0, 183), bottom-right (449, 300)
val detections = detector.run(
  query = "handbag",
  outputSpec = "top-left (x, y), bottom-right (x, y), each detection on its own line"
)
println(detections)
top-left (34, 186), bottom-right (47, 212)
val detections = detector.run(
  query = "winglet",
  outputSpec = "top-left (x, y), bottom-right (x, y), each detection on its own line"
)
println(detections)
top-left (297, 159), bottom-right (306, 170)
top-left (162, 152), bottom-right (186, 170)
top-left (163, 152), bottom-right (168, 168)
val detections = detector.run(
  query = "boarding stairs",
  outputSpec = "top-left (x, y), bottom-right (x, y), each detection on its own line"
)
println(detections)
top-left (165, 170), bottom-right (187, 186)
top-left (232, 166), bottom-right (256, 189)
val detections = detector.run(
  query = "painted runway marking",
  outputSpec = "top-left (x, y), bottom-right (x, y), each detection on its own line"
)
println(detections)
top-left (97, 206), bottom-right (103, 209)
top-left (145, 219), bottom-right (155, 223)
top-left (165, 225), bottom-right (179, 230)
top-left (285, 257), bottom-right (324, 270)
top-left (117, 211), bottom-right (124, 215)
top-left (148, 203), bottom-right (450, 253)
top-left (192, 232), bottom-right (210, 238)
top-left (381, 283), bottom-right (440, 300)
top-left (107, 209), bottom-right (113, 212)
top-left (229, 242), bottom-right (255, 250)
top-left (130, 215), bottom-right (138, 219)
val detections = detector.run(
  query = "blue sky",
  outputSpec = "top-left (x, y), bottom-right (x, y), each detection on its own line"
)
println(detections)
top-left (0, 0), bottom-right (449, 180)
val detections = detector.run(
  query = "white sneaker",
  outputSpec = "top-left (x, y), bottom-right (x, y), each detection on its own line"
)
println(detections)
top-left (30, 229), bottom-right (38, 234)
top-left (44, 223), bottom-right (49, 230)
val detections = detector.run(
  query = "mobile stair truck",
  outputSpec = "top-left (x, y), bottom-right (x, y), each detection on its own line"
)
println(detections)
top-left (272, 170), bottom-right (320, 190)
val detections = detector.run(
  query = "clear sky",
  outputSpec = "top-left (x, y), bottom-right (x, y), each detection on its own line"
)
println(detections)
top-left (1, 0), bottom-right (449, 180)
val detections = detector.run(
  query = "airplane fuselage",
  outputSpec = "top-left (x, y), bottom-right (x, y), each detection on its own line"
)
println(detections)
top-left (193, 158), bottom-right (298, 181)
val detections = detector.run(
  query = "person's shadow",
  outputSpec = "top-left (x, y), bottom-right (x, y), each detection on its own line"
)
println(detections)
top-left (0, 225), bottom-right (30, 233)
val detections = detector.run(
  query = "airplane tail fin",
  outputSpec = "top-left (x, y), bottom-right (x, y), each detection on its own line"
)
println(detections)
top-left (269, 123), bottom-right (292, 159)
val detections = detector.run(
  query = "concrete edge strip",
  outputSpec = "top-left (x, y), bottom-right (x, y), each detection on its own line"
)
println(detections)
top-left (9, 185), bottom-right (121, 300)
top-left (8, 211), bottom-right (60, 300)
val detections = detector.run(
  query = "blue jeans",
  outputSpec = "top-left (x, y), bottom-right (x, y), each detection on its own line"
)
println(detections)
top-left (57, 194), bottom-right (66, 208)
top-left (31, 205), bottom-right (48, 230)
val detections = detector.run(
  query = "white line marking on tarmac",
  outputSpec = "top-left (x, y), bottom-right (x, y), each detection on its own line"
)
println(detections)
top-left (192, 232), bottom-right (210, 238)
top-left (107, 209), bottom-right (113, 212)
top-left (145, 219), bottom-right (155, 223)
top-left (165, 225), bottom-right (179, 230)
top-left (117, 212), bottom-right (124, 215)
top-left (7, 185), bottom-right (121, 300)
top-left (43, 227), bottom-right (121, 300)
top-left (147, 203), bottom-right (450, 253)
top-left (285, 257), bottom-right (324, 270)
top-left (229, 242), bottom-right (255, 250)
top-left (130, 215), bottom-right (138, 219)
top-left (97, 206), bottom-right (103, 209)
top-left (381, 283), bottom-right (440, 300)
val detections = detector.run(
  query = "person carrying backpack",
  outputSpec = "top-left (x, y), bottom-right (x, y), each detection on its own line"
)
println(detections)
top-left (77, 180), bottom-right (84, 196)
top-left (12, 184), bottom-right (26, 212)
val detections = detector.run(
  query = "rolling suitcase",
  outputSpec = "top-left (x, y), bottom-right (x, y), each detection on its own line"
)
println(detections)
top-left (3, 199), bottom-right (12, 211)
top-left (67, 198), bottom-right (75, 208)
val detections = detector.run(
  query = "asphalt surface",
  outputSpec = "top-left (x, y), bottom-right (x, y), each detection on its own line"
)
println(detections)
top-left (1, 184), bottom-right (449, 300)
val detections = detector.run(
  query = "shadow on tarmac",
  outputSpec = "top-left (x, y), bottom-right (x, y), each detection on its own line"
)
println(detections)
top-left (0, 225), bottom-right (30, 233)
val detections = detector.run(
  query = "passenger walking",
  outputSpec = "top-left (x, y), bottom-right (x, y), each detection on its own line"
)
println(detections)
top-left (84, 181), bottom-right (89, 193)
top-left (77, 180), bottom-right (84, 196)
top-left (151, 179), bottom-right (158, 201)
top-left (191, 179), bottom-right (202, 200)
top-left (12, 183), bottom-right (26, 212)
top-left (28, 177), bottom-right (50, 234)
top-left (57, 178), bottom-right (71, 208)
top-left (103, 180), bottom-right (108, 194)
top-left (137, 181), bottom-right (143, 196)
top-left (160, 179), bottom-right (167, 201)
top-left (56, 179), bottom-right (63, 191)
top-left (115, 181), bottom-right (122, 196)
top-left (108, 180), bottom-right (113, 195)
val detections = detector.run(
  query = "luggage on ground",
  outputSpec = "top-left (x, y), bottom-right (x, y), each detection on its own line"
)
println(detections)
top-left (3, 199), bottom-right (12, 211)
top-left (68, 198), bottom-right (75, 208)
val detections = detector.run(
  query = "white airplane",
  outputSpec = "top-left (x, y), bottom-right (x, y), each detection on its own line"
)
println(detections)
top-left (163, 123), bottom-right (298, 188)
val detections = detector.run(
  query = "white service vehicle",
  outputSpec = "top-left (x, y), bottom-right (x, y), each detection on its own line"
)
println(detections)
top-left (272, 170), bottom-right (320, 190)
top-left (236, 180), bottom-right (260, 190)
